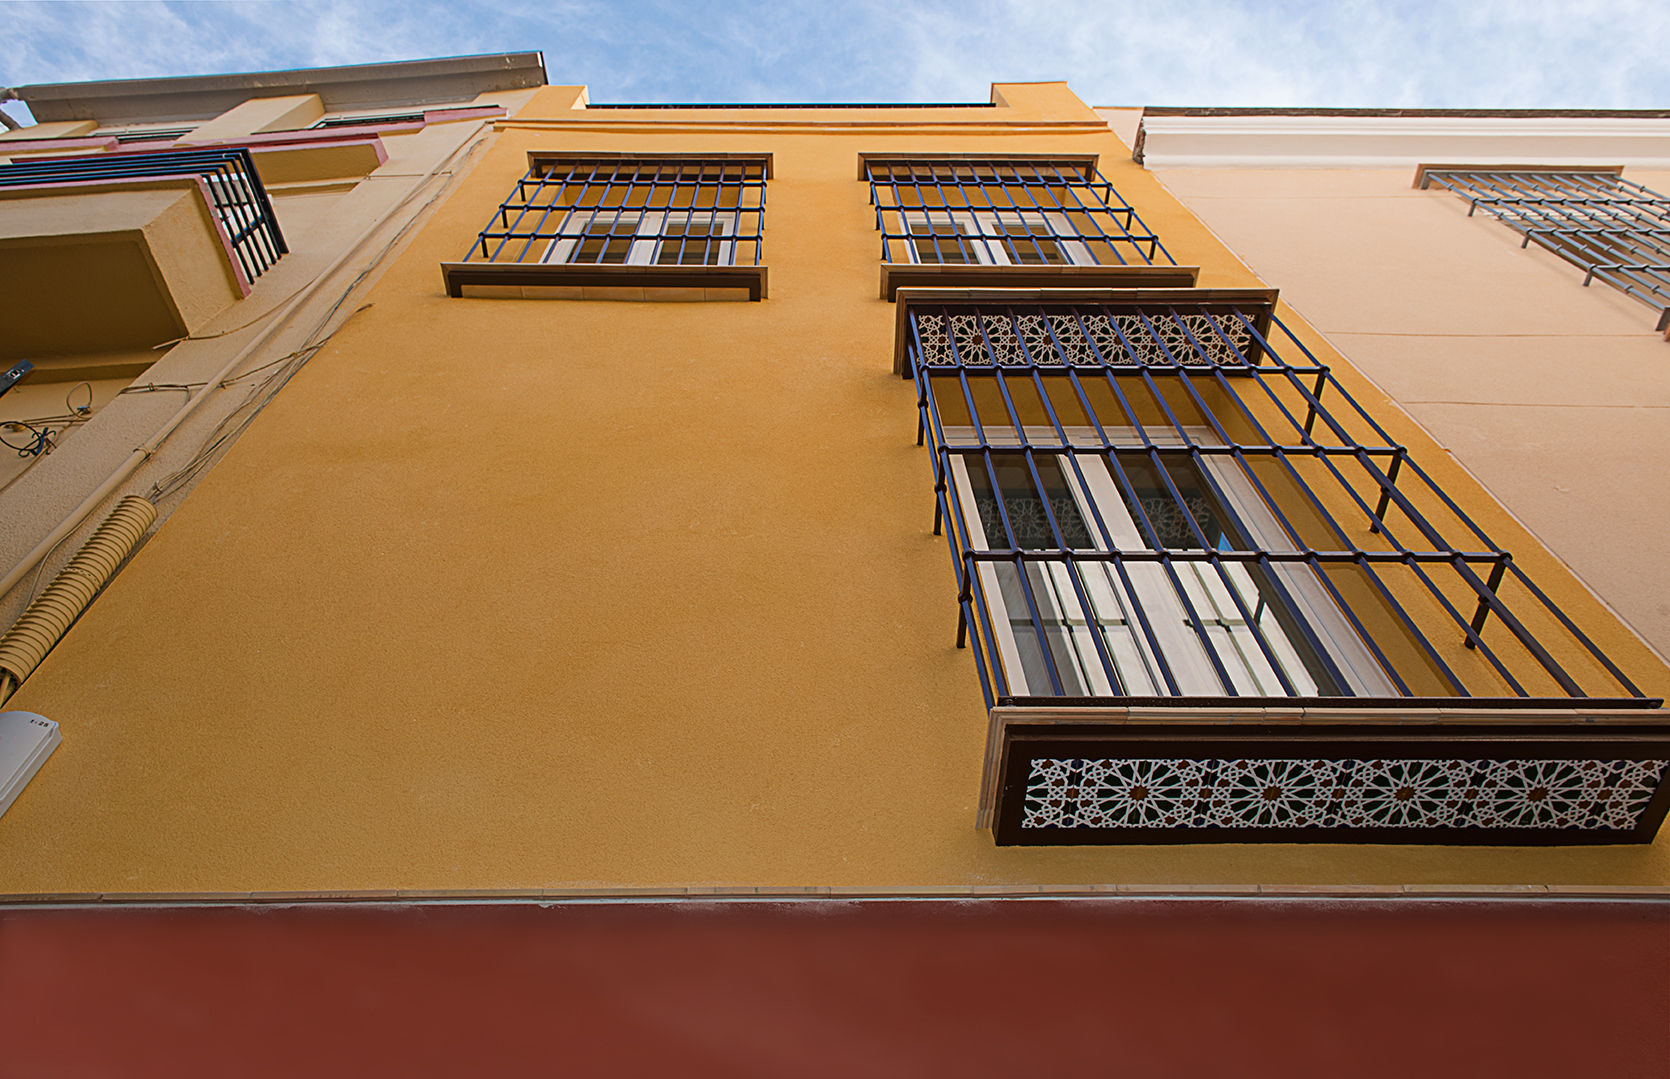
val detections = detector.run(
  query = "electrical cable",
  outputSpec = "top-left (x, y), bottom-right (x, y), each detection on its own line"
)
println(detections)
top-left (0, 118), bottom-right (495, 604)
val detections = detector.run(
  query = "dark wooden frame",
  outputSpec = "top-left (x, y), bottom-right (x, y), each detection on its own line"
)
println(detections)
top-left (991, 716), bottom-right (1670, 846)
top-left (440, 261), bottom-right (768, 300)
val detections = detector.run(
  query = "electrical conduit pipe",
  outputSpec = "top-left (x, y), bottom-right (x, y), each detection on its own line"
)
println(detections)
top-left (0, 119), bottom-right (494, 608)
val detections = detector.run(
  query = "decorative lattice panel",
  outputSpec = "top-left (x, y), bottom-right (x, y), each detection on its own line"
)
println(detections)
top-left (1022, 757), bottom-right (1669, 831)
top-left (911, 309), bottom-right (1253, 368)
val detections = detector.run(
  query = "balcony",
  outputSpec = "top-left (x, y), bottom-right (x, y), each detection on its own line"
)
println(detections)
top-left (866, 156), bottom-right (1198, 299)
top-left (0, 147), bottom-right (287, 357)
top-left (899, 290), bottom-right (1670, 844)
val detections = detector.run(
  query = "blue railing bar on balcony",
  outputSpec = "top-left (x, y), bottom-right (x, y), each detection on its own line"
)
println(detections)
top-left (464, 158), bottom-right (767, 267)
top-left (907, 301), bottom-right (1651, 708)
top-left (867, 158), bottom-right (1174, 267)
top-left (0, 147), bottom-right (287, 286)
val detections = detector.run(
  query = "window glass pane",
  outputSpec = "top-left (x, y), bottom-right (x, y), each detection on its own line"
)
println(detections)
top-left (573, 218), bottom-right (638, 264)
top-left (965, 455), bottom-right (1092, 549)
top-left (1114, 454), bottom-right (1239, 549)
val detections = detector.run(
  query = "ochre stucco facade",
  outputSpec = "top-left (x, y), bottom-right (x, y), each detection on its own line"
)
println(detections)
top-left (4, 82), bottom-right (1670, 897)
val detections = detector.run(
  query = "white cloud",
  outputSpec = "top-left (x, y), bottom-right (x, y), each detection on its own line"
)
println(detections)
top-left (1, 0), bottom-right (1666, 108)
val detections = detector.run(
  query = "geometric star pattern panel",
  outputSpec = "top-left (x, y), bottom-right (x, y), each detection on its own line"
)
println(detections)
top-left (1022, 757), bottom-right (1670, 831)
top-left (913, 310), bottom-right (1253, 368)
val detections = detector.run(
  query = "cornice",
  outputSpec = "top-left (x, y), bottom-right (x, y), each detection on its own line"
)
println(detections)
top-left (1135, 113), bottom-right (1670, 168)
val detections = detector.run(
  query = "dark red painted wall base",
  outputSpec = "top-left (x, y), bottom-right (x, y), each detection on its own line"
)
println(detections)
top-left (2, 898), bottom-right (1666, 1078)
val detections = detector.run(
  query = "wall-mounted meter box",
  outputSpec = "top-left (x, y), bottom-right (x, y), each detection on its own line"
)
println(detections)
top-left (0, 711), bottom-right (60, 820)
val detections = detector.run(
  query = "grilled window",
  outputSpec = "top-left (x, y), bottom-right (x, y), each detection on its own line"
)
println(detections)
top-left (868, 158), bottom-right (1172, 267)
top-left (907, 298), bottom-right (1648, 707)
top-left (1422, 169), bottom-right (1670, 330)
top-left (463, 157), bottom-right (766, 268)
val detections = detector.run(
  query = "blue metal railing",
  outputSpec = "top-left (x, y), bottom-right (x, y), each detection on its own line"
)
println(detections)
top-left (0, 147), bottom-right (287, 285)
top-left (463, 158), bottom-right (767, 268)
top-left (907, 299), bottom-right (1648, 708)
top-left (868, 158), bottom-right (1175, 267)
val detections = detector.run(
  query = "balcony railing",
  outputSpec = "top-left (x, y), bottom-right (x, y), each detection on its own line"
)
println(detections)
top-left (0, 147), bottom-right (287, 286)
top-left (902, 293), bottom-right (1670, 844)
top-left (868, 157), bottom-right (1174, 268)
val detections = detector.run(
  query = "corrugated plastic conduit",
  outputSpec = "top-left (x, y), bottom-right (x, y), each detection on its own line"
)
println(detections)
top-left (0, 496), bottom-right (156, 705)
top-left (0, 118), bottom-right (495, 608)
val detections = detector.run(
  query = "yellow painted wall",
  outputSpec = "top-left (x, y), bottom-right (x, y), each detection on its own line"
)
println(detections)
top-left (3, 85), bottom-right (1669, 898)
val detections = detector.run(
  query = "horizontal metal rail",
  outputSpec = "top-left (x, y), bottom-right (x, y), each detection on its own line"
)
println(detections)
top-left (313, 113), bottom-right (425, 128)
top-left (1425, 170), bottom-right (1670, 329)
top-left (462, 158), bottom-right (766, 268)
top-left (0, 147), bottom-right (287, 285)
top-left (909, 301), bottom-right (1649, 707)
top-left (868, 158), bottom-right (1174, 268)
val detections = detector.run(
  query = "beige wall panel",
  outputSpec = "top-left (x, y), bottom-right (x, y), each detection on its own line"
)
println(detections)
top-left (3, 102), bottom-right (1669, 896)
top-left (1153, 164), bottom-right (1670, 661)
top-left (1410, 402), bottom-right (1670, 647)
top-left (0, 120), bottom-right (96, 141)
top-left (184, 94), bottom-right (324, 142)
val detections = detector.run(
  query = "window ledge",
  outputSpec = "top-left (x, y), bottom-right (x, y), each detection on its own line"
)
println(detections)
top-left (440, 261), bottom-right (768, 301)
top-left (880, 262), bottom-right (1197, 300)
top-left (981, 701), bottom-right (1670, 845)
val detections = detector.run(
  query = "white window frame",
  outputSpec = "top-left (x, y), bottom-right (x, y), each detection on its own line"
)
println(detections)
top-left (946, 426), bottom-right (1395, 698)
top-left (900, 210), bottom-right (1088, 266)
top-left (540, 209), bottom-right (739, 266)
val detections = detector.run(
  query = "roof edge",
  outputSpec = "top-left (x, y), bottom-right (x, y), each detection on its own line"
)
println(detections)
top-left (16, 52), bottom-right (548, 124)
top-left (1140, 106), bottom-right (1670, 119)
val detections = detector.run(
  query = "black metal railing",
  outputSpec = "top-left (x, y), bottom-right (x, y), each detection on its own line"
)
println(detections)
top-left (0, 147), bottom-right (287, 285)
top-left (1424, 169), bottom-right (1670, 330)
top-left (313, 113), bottom-right (426, 129)
top-left (463, 157), bottom-right (766, 268)
top-left (907, 298), bottom-right (1650, 709)
top-left (869, 158), bottom-right (1174, 268)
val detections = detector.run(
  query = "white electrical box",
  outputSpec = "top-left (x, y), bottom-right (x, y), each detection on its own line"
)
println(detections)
top-left (0, 710), bottom-right (60, 820)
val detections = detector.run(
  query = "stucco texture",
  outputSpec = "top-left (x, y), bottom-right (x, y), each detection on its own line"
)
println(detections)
top-left (1152, 165), bottom-right (1670, 661)
top-left (4, 87), bottom-right (1670, 895)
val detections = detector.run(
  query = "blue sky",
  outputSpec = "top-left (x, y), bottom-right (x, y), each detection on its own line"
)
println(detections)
top-left (4, 0), bottom-right (1669, 125)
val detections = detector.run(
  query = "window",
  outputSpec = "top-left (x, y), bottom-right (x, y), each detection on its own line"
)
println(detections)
top-left (948, 430), bottom-right (1394, 699)
top-left (443, 155), bottom-right (769, 300)
top-left (867, 157), bottom-right (1170, 267)
top-left (467, 156), bottom-right (764, 268)
top-left (1420, 167), bottom-right (1670, 331)
top-left (541, 209), bottom-right (738, 266)
top-left (900, 210), bottom-right (1087, 266)
top-left (905, 298), bottom-right (1649, 706)
top-left (311, 112), bottom-right (426, 129)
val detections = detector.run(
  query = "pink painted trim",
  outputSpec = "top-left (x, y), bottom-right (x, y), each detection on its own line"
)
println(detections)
top-left (422, 105), bottom-right (507, 124)
top-left (180, 128), bottom-right (389, 150)
top-left (16, 133), bottom-right (388, 178)
top-left (0, 136), bottom-right (120, 154)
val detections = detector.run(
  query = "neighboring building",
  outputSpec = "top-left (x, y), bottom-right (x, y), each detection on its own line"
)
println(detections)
top-left (0, 54), bottom-right (545, 637)
top-left (1, 69), bottom-right (1667, 1073)
top-left (1126, 106), bottom-right (1670, 660)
